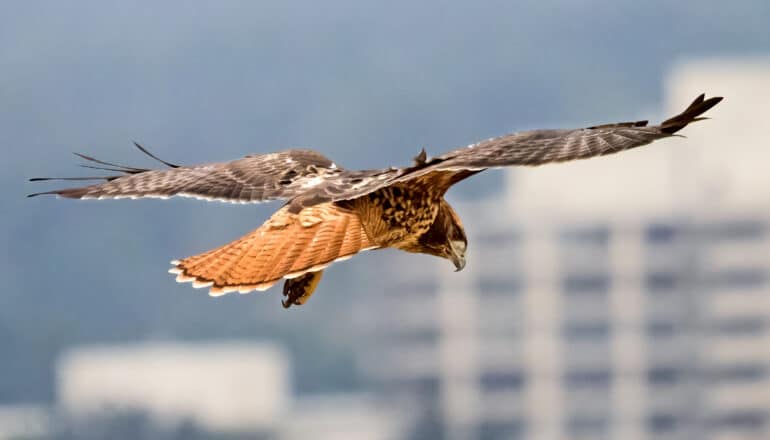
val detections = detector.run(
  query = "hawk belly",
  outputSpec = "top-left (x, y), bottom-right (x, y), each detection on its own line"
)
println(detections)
top-left (341, 185), bottom-right (442, 251)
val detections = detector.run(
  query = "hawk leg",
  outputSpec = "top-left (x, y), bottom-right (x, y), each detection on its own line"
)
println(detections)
top-left (282, 271), bottom-right (324, 309)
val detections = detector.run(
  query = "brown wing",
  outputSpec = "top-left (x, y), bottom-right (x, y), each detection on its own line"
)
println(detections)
top-left (366, 93), bottom-right (723, 195)
top-left (28, 146), bottom-right (345, 204)
top-left (169, 203), bottom-right (377, 296)
top-left (287, 93), bottom-right (723, 208)
top-left (422, 93), bottom-right (723, 171)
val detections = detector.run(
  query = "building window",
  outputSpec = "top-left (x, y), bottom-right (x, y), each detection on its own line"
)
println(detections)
top-left (708, 363), bottom-right (768, 384)
top-left (562, 321), bottom-right (610, 341)
top-left (646, 320), bottom-right (679, 338)
top-left (480, 370), bottom-right (526, 392)
top-left (565, 415), bottom-right (608, 436)
top-left (479, 420), bottom-right (526, 440)
top-left (647, 366), bottom-right (684, 385)
top-left (645, 271), bottom-right (681, 293)
top-left (384, 328), bottom-right (440, 345)
top-left (700, 220), bottom-right (767, 242)
top-left (647, 413), bottom-right (681, 433)
top-left (711, 317), bottom-right (767, 336)
top-left (646, 223), bottom-right (681, 244)
top-left (393, 376), bottom-right (441, 399)
top-left (559, 225), bottom-right (610, 246)
top-left (708, 410), bottom-right (767, 431)
top-left (707, 268), bottom-right (767, 290)
top-left (562, 273), bottom-right (610, 295)
top-left (478, 277), bottom-right (523, 295)
top-left (564, 369), bottom-right (611, 389)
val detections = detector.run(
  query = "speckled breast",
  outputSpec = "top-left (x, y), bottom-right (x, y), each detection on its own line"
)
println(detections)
top-left (339, 184), bottom-right (442, 248)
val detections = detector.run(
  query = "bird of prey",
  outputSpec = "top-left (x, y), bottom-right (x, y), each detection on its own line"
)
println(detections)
top-left (30, 94), bottom-right (722, 308)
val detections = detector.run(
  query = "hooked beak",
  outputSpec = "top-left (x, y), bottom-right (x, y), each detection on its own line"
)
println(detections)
top-left (449, 239), bottom-right (467, 272)
top-left (451, 253), bottom-right (466, 272)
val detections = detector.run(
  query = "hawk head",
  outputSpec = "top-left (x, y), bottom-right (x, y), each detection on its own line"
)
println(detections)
top-left (417, 199), bottom-right (467, 271)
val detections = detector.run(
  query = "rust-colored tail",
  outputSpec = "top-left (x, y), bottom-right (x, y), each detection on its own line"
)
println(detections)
top-left (169, 203), bottom-right (376, 297)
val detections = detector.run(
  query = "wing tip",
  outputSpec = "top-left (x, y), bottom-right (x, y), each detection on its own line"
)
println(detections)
top-left (661, 93), bottom-right (723, 134)
top-left (26, 188), bottom-right (92, 199)
top-left (28, 142), bottom-right (183, 201)
top-left (133, 141), bottom-right (181, 168)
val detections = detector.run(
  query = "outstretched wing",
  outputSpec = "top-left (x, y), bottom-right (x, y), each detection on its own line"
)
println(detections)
top-left (287, 93), bottom-right (723, 208)
top-left (170, 203), bottom-right (377, 296)
top-left (424, 93), bottom-right (723, 171)
top-left (28, 144), bottom-right (344, 204)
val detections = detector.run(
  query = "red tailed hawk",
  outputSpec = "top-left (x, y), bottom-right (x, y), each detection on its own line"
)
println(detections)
top-left (29, 94), bottom-right (722, 308)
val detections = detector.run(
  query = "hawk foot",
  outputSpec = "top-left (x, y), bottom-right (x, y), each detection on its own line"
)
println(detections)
top-left (281, 271), bottom-right (324, 309)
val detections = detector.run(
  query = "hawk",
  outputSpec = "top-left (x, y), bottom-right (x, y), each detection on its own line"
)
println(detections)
top-left (29, 94), bottom-right (722, 308)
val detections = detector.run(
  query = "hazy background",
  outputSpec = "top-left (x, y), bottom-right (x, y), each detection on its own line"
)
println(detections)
top-left (2, 1), bottom-right (770, 439)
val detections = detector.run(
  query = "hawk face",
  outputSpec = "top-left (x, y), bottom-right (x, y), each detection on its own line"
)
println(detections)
top-left (417, 199), bottom-right (467, 271)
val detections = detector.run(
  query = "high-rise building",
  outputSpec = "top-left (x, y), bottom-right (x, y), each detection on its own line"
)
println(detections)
top-left (356, 58), bottom-right (770, 440)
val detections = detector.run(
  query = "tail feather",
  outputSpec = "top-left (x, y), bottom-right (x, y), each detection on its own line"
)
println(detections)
top-left (170, 203), bottom-right (376, 298)
top-left (315, 215), bottom-right (349, 273)
top-left (287, 220), bottom-right (341, 275)
top-left (265, 228), bottom-right (311, 282)
top-left (268, 227), bottom-right (318, 281)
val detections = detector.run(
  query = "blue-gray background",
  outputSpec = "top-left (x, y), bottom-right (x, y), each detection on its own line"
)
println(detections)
top-left (2, 0), bottom-right (769, 407)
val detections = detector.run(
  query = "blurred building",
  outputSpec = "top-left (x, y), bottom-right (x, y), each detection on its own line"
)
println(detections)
top-left (0, 405), bottom-right (50, 439)
top-left (357, 58), bottom-right (770, 440)
top-left (55, 342), bottom-right (409, 440)
top-left (278, 394), bottom-right (411, 440)
top-left (57, 342), bottom-right (290, 434)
